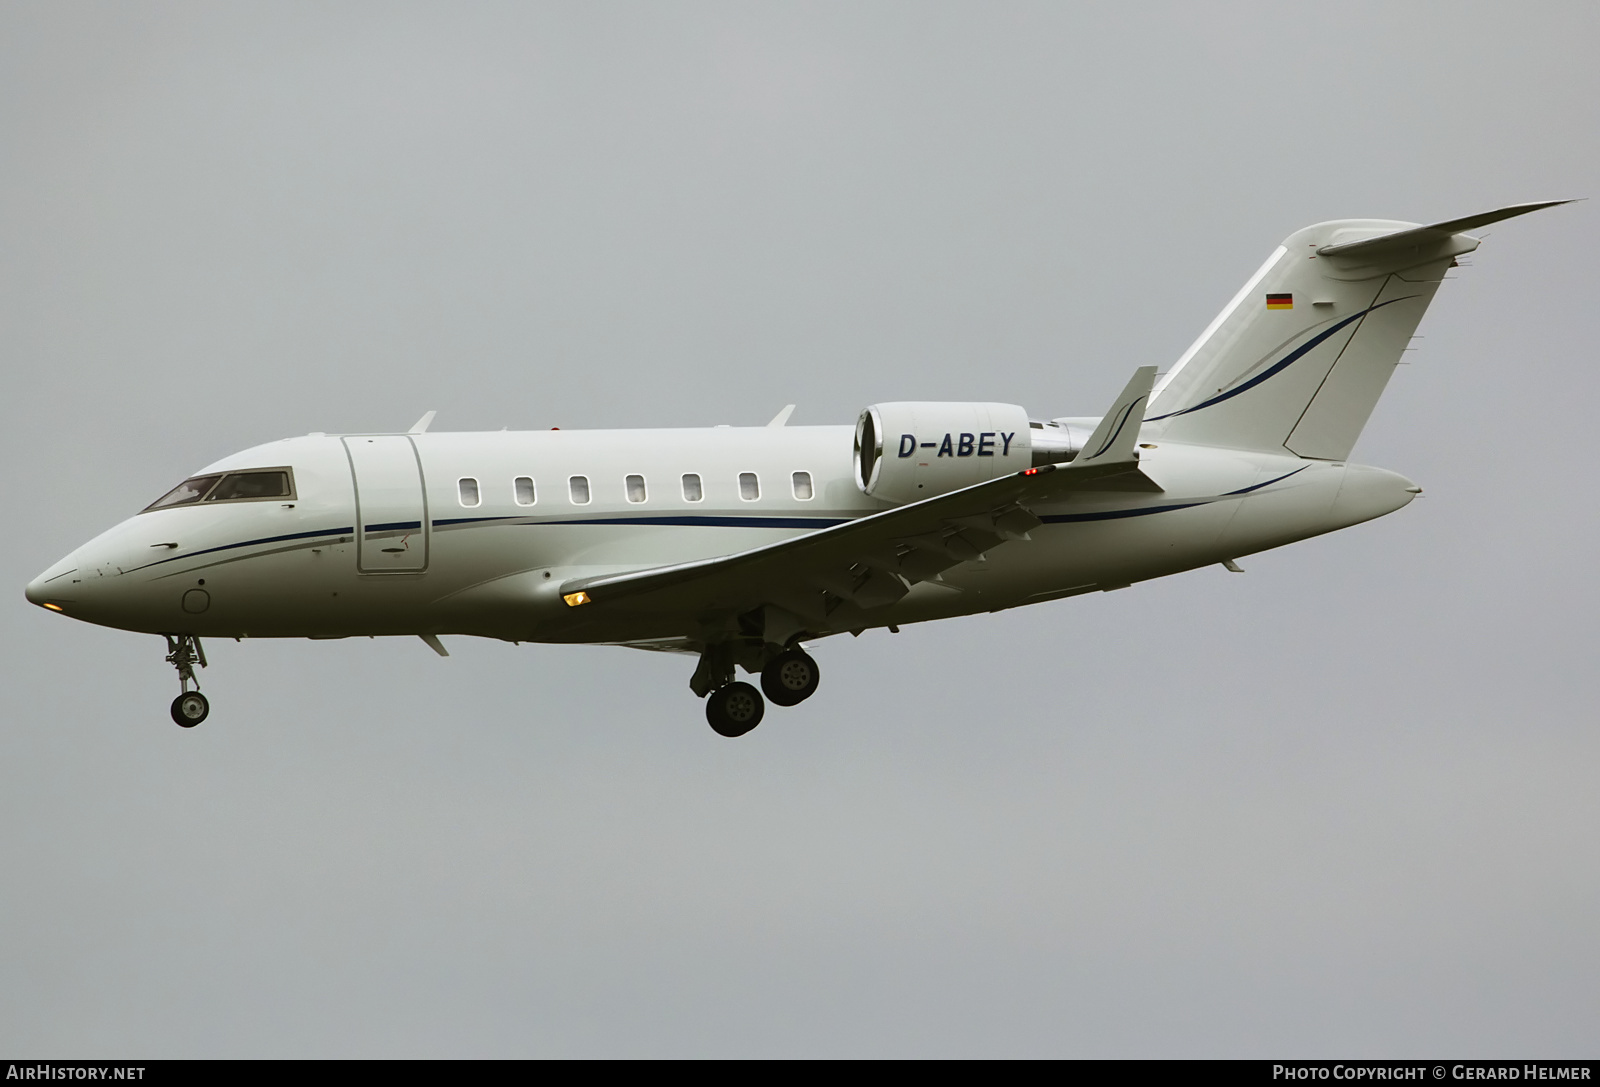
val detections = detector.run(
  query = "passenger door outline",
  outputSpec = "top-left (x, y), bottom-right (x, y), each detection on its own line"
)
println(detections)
top-left (342, 435), bottom-right (430, 574)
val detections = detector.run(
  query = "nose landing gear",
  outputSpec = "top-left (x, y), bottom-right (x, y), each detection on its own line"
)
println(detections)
top-left (163, 634), bottom-right (209, 728)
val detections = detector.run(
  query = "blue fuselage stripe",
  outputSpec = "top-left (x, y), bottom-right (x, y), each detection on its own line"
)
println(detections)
top-left (1222, 466), bottom-right (1308, 495)
top-left (1040, 502), bottom-right (1208, 523)
top-left (136, 526), bottom-right (355, 571)
top-left (133, 474), bottom-right (1311, 573)
top-left (551, 514), bottom-right (852, 529)
top-left (434, 513), bottom-right (850, 529)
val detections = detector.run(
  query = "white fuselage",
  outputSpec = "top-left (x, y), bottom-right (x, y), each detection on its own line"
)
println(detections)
top-left (26, 424), bottom-right (1418, 648)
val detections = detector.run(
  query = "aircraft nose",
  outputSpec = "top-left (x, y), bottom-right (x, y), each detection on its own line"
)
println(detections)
top-left (26, 556), bottom-right (80, 613)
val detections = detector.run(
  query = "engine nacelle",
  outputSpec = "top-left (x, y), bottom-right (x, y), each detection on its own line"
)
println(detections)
top-left (854, 402), bottom-right (1033, 504)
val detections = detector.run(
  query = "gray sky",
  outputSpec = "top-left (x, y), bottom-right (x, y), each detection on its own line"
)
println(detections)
top-left (3, 1), bottom-right (1596, 1057)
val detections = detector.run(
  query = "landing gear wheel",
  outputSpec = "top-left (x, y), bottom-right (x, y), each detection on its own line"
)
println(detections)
top-left (761, 649), bottom-right (820, 707)
top-left (706, 681), bottom-right (765, 737)
top-left (171, 691), bottom-right (209, 728)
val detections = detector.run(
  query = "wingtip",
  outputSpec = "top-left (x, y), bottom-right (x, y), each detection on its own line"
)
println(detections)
top-left (1487, 198), bottom-right (1582, 219)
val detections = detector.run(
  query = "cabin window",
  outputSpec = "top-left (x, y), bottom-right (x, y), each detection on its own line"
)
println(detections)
top-left (739, 472), bottom-right (760, 501)
top-left (791, 471), bottom-right (813, 500)
top-left (625, 474), bottom-right (647, 503)
top-left (569, 475), bottom-right (590, 504)
top-left (514, 476), bottom-right (536, 506)
top-left (457, 477), bottom-right (481, 507)
top-left (681, 473), bottom-right (703, 502)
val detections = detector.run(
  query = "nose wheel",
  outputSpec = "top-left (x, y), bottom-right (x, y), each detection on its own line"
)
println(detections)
top-left (171, 691), bottom-right (210, 727)
top-left (163, 633), bottom-right (210, 728)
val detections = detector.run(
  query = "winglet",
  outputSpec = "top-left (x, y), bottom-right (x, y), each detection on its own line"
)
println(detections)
top-left (409, 411), bottom-right (437, 434)
top-left (1316, 199), bottom-right (1576, 259)
top-left (1071, 366), bottom-right (1157, 467)
top-left (766, 404), bottom-right (796, 428)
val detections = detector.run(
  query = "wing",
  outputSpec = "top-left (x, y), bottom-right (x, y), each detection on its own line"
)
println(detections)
top-left (557, 368), bottom-right (1158, 638)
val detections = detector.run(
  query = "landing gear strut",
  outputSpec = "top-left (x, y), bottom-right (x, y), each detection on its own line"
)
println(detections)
top-left (164, 634), bottom-right (209, 728)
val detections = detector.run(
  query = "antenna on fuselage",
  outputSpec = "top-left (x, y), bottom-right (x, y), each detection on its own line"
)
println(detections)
top-left (766, 404), bottom-right (796, 428)
top-left (409, 411), bottom-right (437, 434)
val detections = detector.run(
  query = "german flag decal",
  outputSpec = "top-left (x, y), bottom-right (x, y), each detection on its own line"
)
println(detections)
top-left (1266, 293), bottom-right (1293, 310)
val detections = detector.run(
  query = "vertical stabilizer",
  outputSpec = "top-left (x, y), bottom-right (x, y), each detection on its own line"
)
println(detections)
top-left (1145, 202), bottom-right (1570, 460)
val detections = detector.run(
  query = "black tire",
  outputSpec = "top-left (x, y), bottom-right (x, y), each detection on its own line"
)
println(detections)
top-left (171, 691), bottom-right (209, 728)
top-left (706, 681), bottom-right (764, 737)
top-left (761, 649), bottom-right (820, 707)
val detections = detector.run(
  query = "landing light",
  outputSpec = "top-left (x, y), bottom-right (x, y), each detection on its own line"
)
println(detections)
top-left (563, 591), bottom-right (591, 607)
top-left (42, 602), bottom-right (64, 613)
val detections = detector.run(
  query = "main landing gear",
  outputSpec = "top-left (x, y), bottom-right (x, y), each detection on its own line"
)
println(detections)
top-left (164, 633), bottom-right (209, 728)
top-left (760, 648), bottom-right (820, 707)
top-left (697, 645), bottom-right (822, 738)
top-left (706, 682), bottom-right (764, 738)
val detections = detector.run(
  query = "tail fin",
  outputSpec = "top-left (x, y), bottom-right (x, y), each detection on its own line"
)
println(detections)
top-left (1145, 201), bottom-right (1571, 460)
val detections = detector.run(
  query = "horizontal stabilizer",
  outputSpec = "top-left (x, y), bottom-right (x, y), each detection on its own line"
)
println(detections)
top-left (1316, 200), bottom-right (1575, 260)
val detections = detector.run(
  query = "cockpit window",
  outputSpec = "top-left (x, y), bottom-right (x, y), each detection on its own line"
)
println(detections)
top-left (144, 475), bottom-right (223, 511)
top-left (205, 471), bottom-right (292, 502)
top-left (142, 468), bottom-right (295, 512)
